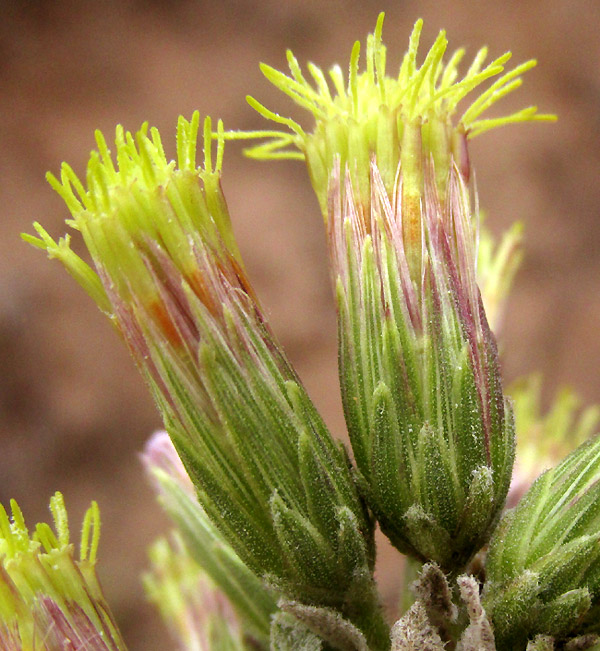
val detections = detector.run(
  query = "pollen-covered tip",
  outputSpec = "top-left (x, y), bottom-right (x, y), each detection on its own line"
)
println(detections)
top-left (24, 112), bottom-right (246, 360)
top-left (240, 13), bottom-right (555, 217)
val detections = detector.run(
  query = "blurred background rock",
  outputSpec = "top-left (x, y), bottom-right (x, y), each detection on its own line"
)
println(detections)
top-left (1, 0), bottom-right (598, 648)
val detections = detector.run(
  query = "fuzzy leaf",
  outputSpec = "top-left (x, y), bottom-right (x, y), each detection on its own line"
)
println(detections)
top-left (526, 636), bottom-right (554, 651)
top-left (391, 602), bottom-right (445, 651)
top-left (280, 601), bottom-right (369, 651)
top-left (564, 635), bottom-right (600, 650)
top-left (536, 589), bottom-right (591, 639)
top-left (270, 612), bottom-right (324, 651)
top-left (456, 575), bottom-right (495, 651)
top-left (403, 504), bottom-right (452, 565)
top-left (271, 493), bottom-right (337, 591)
top-left (412, 563), bottom-right (457, 628)
top-left (454, 465), bottom-right (495, 553)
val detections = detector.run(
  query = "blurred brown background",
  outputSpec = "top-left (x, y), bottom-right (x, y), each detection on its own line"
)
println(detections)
top-left (1, 0), bottom-right (599, 648)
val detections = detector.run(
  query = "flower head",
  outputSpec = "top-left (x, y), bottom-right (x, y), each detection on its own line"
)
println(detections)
top-left (25, 114), bottom-right (389, 646)
top-left (477, 220), bottom-right (523, 334)
top-left (231, 15), bottom-right (549, 569)
top-left (238, 14), bottom-right (555, 216)
top-left (0, 493), bottom-right (126, 651)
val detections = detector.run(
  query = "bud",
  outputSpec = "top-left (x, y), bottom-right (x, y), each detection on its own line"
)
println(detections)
top-left (237, 14), bottom-right (556, 569)
top-left (25, 114), bottom-right (389, 645)
top-left (326, 154), bottom-right (514, 569)
top-left (0, 493), bottom-right (126, 650)
top-left (142, 430), bottom-right (197, 497)
top-left (485, 434), bottom-right (600, 647)
top-left (142, 430), bottom-right (276, 646)
top-left (144, 534), bottom-right (246, 651)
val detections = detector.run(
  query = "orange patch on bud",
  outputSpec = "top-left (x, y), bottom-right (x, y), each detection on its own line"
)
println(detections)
top-left (149, 300), bottom-right (184, 348)
top-left (187, 269), bottom-right (219, 319)
top-left (402, 193), bottom-right (423, 280)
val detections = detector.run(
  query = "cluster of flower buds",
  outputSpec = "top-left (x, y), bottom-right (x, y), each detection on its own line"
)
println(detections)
top-left (0, 493), bottom-right (126, 650)
top-left (25, 114), bottom-right (388, 646)
top-left (476, 220), bottom-right (523, 334)
top-left (507, 375), bottom-right (600, 507)
top-left (26, 12), bottom-right (600, 651)
top-left (240, 14), bottom-right (555, 569)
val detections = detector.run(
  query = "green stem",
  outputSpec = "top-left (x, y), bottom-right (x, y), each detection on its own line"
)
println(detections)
top-left (349, 589), bottom-right (391, 651)
top-left (399, 556), bottom-right (422, 616)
